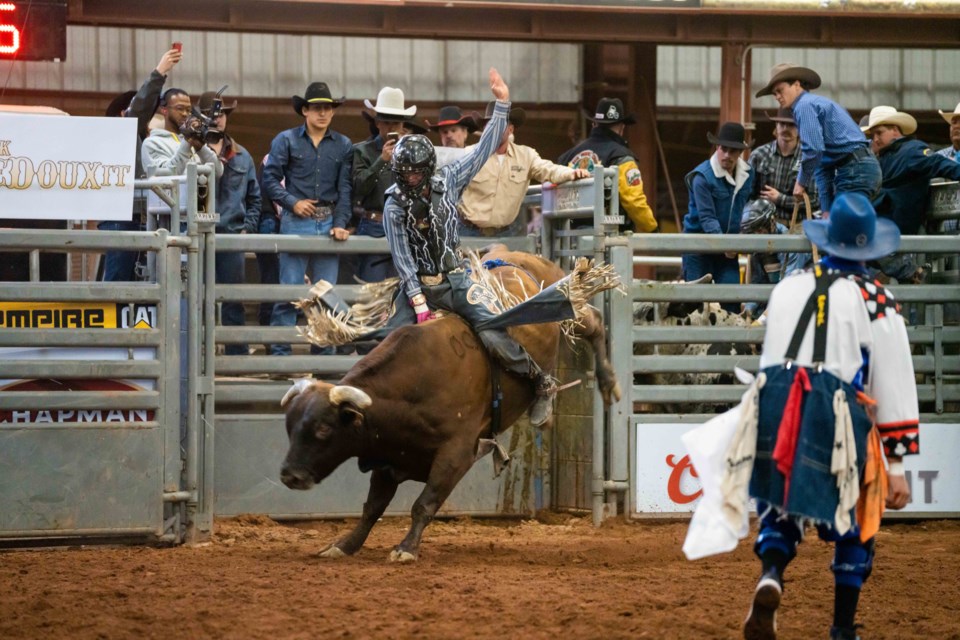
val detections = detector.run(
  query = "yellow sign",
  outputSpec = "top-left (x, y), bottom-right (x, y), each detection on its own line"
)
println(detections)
top-left (0, 302), bottom-right (156, 329)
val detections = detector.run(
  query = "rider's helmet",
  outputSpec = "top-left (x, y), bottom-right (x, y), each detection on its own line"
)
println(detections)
top-left (391, 134), bottom-right (436, 200)
top-left (740, 198), bottom-right (777, 234)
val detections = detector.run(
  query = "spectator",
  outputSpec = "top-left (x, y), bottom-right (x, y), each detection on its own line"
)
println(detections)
top-left (558, 97), bottom-right (657, 233)
top-left (100, 47), bottom-right (181, 281)
top-left (861, 105), bottom-right (960, 282)
top-left (936, 101), bottom-right (960, 162)
top-left (681, 122), bottom-right (754, 305)
top-left (199, 90), bottom-right (261, 355)
top-left (459, 101), bottom-right (589, 237)
top-left (756, 63), bottom-right (880, 214)
top-left (256, 154), bottom-right (280, 354)
top-left (262, 81), bottom-right (353, 356)
top-left (353, 86), bottom-right (413, 283)
top-left (141, 88), bottom-right (223, 180)
top-left (750, 107), bottom-right (820, 224)
top-left (425, 106), bottom-right (478, 149)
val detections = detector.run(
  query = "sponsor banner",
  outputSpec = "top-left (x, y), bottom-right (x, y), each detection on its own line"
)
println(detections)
top-left (0, 114), bottom-right (136, 221)
top-left (0, 302), bottom-right (156, 329)
top-left (635, 421), bottom-right (960, 515)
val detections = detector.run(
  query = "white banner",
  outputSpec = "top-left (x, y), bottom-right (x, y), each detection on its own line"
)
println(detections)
top-left (635, 421), bottom-right (960, 515)
top-left (0, 113), bottom-right (136, 221)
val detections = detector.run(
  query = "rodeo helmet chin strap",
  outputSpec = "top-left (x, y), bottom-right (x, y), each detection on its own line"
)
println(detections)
top-left (784, 265), bottom-right (842, 368)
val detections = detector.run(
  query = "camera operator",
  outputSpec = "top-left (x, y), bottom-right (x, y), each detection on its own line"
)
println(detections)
top-left (141, 88), bottom-right (223, 180)
top-left (199, 90), bottom-right (261, 356)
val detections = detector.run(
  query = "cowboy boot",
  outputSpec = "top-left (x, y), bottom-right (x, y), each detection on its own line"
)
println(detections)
top-left (744, 567), bottom-right (782, 640)
top-left (529, 374), bottom-right (558, 427)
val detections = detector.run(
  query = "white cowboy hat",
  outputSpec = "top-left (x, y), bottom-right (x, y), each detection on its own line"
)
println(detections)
top-left (861, 105), bottom-right (917, 135)
top-left (363, 87), bottom-right (416, 119)
top-left (938, 101), bottom-right (960, 125)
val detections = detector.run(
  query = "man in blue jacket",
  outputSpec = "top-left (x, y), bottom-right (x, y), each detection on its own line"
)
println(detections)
top-left (201, 91), bottom-right (262, 355)
top-left (682, 122), bottom-right (754, 302)
top-left (862, 105), bottom-right (960, 281)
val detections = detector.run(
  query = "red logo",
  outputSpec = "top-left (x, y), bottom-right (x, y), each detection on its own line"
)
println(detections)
top-left (666, 454), bottom-right (702, 504)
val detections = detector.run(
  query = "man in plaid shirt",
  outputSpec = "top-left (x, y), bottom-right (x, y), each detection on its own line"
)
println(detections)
top-left (749, 107), bottom-right (820, 223)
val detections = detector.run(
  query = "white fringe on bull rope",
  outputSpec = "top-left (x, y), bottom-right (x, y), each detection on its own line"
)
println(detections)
top-left (296, 252), bottom-right (623, 348)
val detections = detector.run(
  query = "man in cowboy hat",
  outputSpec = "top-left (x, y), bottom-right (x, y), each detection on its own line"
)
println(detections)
top-left (861, 105), bottom-right (960, 282)
top-left (262, 81), bottom-right (353, 356)
top-left (351, 87), bottom-right (416, 287)
top-left (681, 122), bottom-right (754, 304)
top-left (100, 46), bottom-right (181, 281)
top-left (749, 107), bottom-right (820, 223)
top-left (741, 191), bottom-right (917, 640)
top-left (557, 97), bottom-right (657, 233)
top-left (199, 90), bottom-right (261, 355)
top-left (936, 101), bottom-right (960, 162)
top-left (458, 101), bottom-right (589, 237)
top-left (756, 63), bottom-right (880, 215)
top-left (425, 106), bottom-right (478, 149)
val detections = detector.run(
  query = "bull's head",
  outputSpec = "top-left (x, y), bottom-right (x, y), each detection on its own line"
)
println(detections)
top-left (279, 379), bottom-right (373, 491)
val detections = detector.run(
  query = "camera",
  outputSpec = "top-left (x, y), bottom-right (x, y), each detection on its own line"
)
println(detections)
top-left (183, 85), bottom-right (228, 145)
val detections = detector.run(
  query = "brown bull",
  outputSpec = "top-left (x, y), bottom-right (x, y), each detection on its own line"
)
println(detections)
top-left (279, 246), bottom-right (621, 562)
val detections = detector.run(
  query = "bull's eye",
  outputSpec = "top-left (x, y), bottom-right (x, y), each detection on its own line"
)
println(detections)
top-left (314, 423), bottom-right (333, 440)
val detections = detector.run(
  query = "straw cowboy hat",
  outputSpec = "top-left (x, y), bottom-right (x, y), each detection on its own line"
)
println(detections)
top-left (292, 82), bottom-right (345, 116)
top-left (198, 90), bottom-right (237, 116)
top-left (755, 63), bottom-right (822, 98)
top-left (860, 105), bottom-right (917, 135)
top-left (707, 122), bottom-right (751, 150)
top-left (938, 101), bottom-right (960, 124)
top-left (585, 97), bottom-right (636, 125)
top-left (424, 106), bottom-right (479, 132)
top-left (363, 87), bottom-right (416, 120)
top-left (803, 192), bottom-right (900, 262)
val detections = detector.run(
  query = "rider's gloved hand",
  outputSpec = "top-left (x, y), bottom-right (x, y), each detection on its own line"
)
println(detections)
top-left (410, 294), bottom-right (433, 324)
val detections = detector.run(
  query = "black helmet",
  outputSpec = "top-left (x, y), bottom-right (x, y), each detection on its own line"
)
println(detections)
top-left (391, 134), bottom-right (436, 200)
top-left (740, 198), bottom-right (776, 234)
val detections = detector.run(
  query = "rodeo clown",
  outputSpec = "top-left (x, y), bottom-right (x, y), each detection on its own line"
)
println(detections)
top-left (737, 192), bottom-right (919, 640)
top-left (296, 68), bottom-right (618, 428)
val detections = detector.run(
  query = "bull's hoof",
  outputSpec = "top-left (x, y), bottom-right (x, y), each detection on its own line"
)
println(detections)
top-left (388, 549), bottom-right (417, 563)
top-left (318, 545), bottom-right (346, 559)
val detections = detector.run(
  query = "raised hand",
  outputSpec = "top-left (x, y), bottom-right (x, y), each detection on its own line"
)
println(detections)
top-left (489, 68), bottom-right (509, 103)
top-left (156, 48), bottom-right (182, 76)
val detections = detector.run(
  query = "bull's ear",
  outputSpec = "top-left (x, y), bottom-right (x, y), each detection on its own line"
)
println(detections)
top-left (338, 405), bottom-right (365, 429)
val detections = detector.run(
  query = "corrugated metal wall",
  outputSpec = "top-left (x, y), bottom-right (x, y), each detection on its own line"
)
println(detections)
top-left (0, 26), bottom-right (580, 103)
top-left (658, 45), bottom-right (960, 111)
top-left (6, 27), bottom-right (960, 112)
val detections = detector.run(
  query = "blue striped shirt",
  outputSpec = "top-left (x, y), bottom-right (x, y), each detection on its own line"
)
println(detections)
top-left (791, 91), bottom-right (869, 188)
top-left (384, 101), bottom-right (510, 300)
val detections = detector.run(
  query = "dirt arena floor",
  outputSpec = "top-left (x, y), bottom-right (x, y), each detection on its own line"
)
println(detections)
top-left (1, 515), bottom-right (958, 640)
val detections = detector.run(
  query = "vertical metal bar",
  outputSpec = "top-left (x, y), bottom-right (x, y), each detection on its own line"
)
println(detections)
top-left (29, 249), bottom-right (40, 282)
top-left (159, 230), bottom-right (184, 543)
top-left (184, 163), bottom-right (201, 541)
top-left (199, 220), bottom-right (217, 537)
top-left (933, 303), bottom-right (944, 414)
top-left (606, 241), bottom-right (632, 487)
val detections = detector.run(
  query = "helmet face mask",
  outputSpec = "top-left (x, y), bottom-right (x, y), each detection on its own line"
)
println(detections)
top-left (391, 134), bottom-right (436, 201)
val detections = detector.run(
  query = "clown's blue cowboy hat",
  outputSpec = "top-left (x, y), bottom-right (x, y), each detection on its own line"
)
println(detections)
top-left (292, 82), bottom-right (345, 116)
top-left (802, 192), bottom-right (900, 262)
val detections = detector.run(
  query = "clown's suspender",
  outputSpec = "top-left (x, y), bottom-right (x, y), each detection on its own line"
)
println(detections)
top-left (784, 266), bottom-right (842, 367)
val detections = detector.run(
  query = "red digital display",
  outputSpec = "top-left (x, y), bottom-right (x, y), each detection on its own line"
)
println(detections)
top-left (0, 1), bottom-right (67, 62)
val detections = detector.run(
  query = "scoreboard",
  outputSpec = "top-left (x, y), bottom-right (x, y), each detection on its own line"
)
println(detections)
top-left (0, 1), bottom-right (67, 62)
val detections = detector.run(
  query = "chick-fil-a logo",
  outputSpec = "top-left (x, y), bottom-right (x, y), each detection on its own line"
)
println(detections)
top-left (666, 454), bottom-right (702, 504)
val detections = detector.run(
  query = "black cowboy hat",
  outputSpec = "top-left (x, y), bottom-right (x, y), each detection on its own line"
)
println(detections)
top-left (480, 100), bottom-right (526, 127)
top-left (105, 90), bottom-right (138, 118)
top-left (424, 106), bottom-right (478, 132)
top-left (766, 107), bottom-right (796, 125)
top-left (755, 63), bottom-right (822, 98)
top-left (585, 97), bottom-right (636, 125)
top-left (707, 122), bottom-right (751, 150)
top-left (292, 82), bottom-right (346, 116)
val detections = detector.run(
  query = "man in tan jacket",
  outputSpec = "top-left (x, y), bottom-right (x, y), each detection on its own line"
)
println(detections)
top-left (458, 102), bottom-right (589, 237)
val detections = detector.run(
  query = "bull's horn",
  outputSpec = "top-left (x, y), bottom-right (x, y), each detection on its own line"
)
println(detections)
top-left (329, 385), bottom-right (373, 409)
top-left (281, 378), bottom-right (315, 408)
